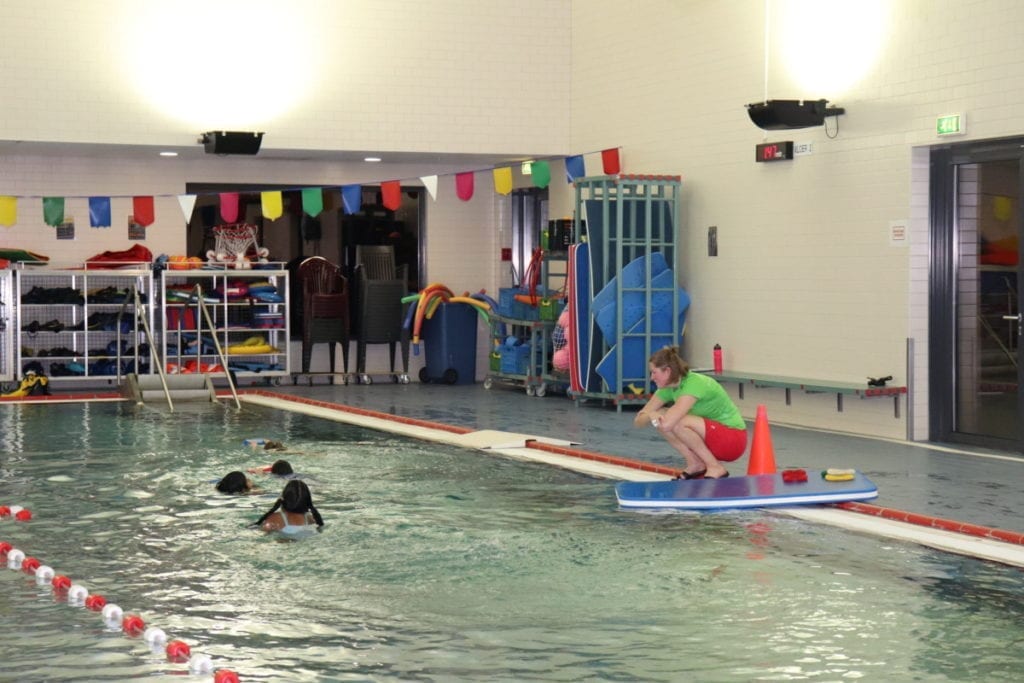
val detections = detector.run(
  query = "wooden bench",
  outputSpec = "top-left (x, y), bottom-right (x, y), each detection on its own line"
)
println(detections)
top-left (699, 370), bottom-right (907, 418)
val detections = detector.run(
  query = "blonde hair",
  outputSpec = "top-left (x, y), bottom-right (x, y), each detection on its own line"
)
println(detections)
top-left (648, 345), bottom-right (689, 383)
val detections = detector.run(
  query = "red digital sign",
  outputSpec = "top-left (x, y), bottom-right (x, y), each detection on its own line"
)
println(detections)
top-left (755, 141), bottom-right (794, 162)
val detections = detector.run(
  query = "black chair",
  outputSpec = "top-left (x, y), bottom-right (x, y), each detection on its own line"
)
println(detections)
top-left (297, 256), bottom-right (349, 378)
top-left (352, 246), bottom-right (409, 383)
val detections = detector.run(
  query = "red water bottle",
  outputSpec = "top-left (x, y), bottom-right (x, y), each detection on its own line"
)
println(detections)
top-left (713, 344), bottom-right (723, 374)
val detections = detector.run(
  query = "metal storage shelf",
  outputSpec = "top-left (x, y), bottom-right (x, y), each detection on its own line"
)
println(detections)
top-left (572, 174), bottom-right (683, 408)
top-left (160, 267), bottom-right (290, 383)
top-left (13, 265), bottom-right (154, 383)
top-left (0, 270), bottom-right (12, 383)
top-left (484, 314), bottom-right (570, 397)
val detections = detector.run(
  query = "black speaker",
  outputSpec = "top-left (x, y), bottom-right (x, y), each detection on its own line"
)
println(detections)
top-left (746, 100), bottom-right (844, 130)
top-left (201, 131), bottom-right (264, 155)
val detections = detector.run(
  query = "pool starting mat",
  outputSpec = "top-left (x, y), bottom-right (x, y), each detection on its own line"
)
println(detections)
top-left (615, 469), bottom-right (878, 510)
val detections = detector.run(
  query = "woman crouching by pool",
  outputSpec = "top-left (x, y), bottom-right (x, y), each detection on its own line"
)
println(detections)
top-left (254, 480), bottom-right (324, 535)
top-left (634, 346), bottom-right (747, 480)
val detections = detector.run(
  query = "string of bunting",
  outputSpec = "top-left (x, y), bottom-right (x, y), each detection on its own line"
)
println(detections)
top-left (0, 148), bottom-right (621, 229)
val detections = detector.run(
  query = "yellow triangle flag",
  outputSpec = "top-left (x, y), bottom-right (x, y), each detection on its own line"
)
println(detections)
top-left (492, 167), bottom-right (514, 195)
top-left (261, 191), bottom-right (283, 220)
top-left (0, 196), bottom-right (16, 227)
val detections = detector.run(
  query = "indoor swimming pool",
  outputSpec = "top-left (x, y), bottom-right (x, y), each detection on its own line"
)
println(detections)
top-left (1, 401), bottom-right (1023, 681)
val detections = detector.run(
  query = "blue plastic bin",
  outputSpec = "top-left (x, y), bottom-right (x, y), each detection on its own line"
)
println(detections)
top-left (420, 303), bottom-right (478, 384)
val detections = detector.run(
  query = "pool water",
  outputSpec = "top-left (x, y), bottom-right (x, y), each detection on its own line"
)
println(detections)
top-left (1, 401), bottom-right (1023, 682)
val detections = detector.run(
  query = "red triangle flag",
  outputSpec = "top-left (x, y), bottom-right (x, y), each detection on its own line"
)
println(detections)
top-left (381, 180), bottom-right (402, 210)
top-left (220, 193), bottom-right (240, 223)
top-left (132, 196), bottom-right (155, 227)
top-left (455, 172), bottom-right (475, 201)
top-left (601, 148), bottom-right (621, 175)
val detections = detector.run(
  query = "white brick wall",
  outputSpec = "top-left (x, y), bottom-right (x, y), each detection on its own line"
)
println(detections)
top-left (6, 0), bottom-right (1024, 440)
top-left (568, 0), bottom-right (1024, 439)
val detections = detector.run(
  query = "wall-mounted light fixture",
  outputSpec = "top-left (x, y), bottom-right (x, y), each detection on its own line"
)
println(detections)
top-left (199, 131), bottom-right (264, 155)
top-left (746, 99), bottom-right (844, 130)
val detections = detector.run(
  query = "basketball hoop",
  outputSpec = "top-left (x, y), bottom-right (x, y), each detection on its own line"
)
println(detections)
top-left (207, 223), bottom-right (270, 269)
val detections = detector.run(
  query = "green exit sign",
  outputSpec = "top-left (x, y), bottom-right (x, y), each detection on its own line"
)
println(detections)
top-left (937, 113), bottom-right (965, 136)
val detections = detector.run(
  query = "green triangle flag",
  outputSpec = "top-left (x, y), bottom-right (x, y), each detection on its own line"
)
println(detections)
top-left (531, 161), bottom-right (551, 189)
top-left (43, 197), bottom-right (65, 227)
top-left (301, 188), bottom-right (324, 217)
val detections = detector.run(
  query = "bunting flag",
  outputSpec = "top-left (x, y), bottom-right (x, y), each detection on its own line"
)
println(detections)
top-left (565, 155), bottom-right (585, 183)
top-left (301, 187), bottom-right (324, 217)
top-left (530, 161), bottom-right (551, 189)
top-left (43, 197), bottom-right (65, 227)
top-left (177, 194), bottom-right (198, 222)
top-left (455, 172), bottom-right (474, 201)
top-left (420, 175), bottom-right (438, 200)
top-left (601, 148), bottom-right (621, 175)
top-left (341, 185), bottom-right (362, 215)
top-left (0, 196), bottom-right (17, 227)
top-left (492, 167), bottom-right (513, 195)
top-left (261, 191), bottom-right (283, 220)
top-left (381, 180), bottom-right (402, 210)
top-left (88, 197), bottom-right (112, 228)
top-left (220, 192), bottom-right (240, 223)
top-left (133, 196), bottom-right (155, 227)
top-left (0, 148), bottom-right (619, 230)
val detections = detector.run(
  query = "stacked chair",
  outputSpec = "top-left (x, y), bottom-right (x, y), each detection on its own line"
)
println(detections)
top-left (296, 256), bottom-right (349, 382)
top-left (352, 245), bottom-right (410, 384)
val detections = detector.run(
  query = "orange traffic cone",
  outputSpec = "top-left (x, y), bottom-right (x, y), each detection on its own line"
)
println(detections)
top-left (746, 404), bottom-right (777, 475)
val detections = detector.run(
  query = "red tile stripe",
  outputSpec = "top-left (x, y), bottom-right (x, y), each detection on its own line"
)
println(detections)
top-left (836, 501), bottom-right (1024, 546)
top-left (241, 390), bottom-right (473, 435)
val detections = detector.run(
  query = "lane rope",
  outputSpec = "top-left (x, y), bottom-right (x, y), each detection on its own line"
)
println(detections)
top-left (1, 503), bottom-right (240, 682)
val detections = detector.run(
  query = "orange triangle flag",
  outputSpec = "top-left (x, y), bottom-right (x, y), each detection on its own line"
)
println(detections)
top-left (381, 181), bottom-right (402, 210)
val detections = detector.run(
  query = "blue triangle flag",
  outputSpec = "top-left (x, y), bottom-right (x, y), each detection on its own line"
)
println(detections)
top-left (565, 155), bottom-right (586, 183)
top-left (89, 196), bottom-right (112, 228)
top-left (341, 185), bottom-right (362, 215)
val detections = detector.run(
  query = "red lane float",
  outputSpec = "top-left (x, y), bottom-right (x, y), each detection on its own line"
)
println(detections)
top-left (122, 614), bottom-right (146, 637)
top-left (166, 639), bottom-right (191, 663)
top-left (84, 594), bottom-right (107, 611)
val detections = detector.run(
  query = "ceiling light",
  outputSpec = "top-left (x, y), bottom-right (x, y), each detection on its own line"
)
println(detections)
top-left (159, 151), bottom-right (178, 157)
top-left (364, 156), bottom-right (382, 162)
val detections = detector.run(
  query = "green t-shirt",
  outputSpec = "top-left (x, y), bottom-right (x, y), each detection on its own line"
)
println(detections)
top-left (654, 372), bottom-right (745, 429)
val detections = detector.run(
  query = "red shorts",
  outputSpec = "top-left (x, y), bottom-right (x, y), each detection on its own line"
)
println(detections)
top-left (703, 419), bottom-right (747, 462)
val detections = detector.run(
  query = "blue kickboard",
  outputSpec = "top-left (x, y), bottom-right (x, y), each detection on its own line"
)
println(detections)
top-left (615, 470), bottom-right (878, 510)
top-left (591, 251), bottom-right (669, 317)
top-left (594, 268), bottom-right (687, 341)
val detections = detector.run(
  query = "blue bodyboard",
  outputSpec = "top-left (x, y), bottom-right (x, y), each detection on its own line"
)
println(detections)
top-left (615, 470), bottom-right (878, 510)
top-left (572, 242), bottom-right (592, 392)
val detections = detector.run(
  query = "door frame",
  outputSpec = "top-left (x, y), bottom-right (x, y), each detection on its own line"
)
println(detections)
top-left (929, 136), bottom-right (1024, 451)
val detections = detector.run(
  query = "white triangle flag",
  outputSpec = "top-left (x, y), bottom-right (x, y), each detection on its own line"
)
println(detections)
top-left (419, 175), bottom-right (438, 201)
top-left (177, 194), bottom-right (198, 222)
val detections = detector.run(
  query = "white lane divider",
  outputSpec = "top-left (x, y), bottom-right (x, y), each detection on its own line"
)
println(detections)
top-left (1, 505), bottom-right (240, 682)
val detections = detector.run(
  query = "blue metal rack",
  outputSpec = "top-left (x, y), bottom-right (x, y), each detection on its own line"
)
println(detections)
top-left (572, 174), bottom-right (684, 407)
